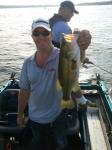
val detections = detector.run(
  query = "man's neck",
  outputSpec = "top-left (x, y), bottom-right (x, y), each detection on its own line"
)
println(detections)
top-left (35, 46), bottom-right (53, 67)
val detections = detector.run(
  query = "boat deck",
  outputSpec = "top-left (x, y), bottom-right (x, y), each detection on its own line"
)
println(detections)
top-left (87, 107), bottom-right (111, 150)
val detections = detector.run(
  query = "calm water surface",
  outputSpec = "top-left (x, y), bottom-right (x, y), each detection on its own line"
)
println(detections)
top-left (0, 5), bottom-right (112, 88)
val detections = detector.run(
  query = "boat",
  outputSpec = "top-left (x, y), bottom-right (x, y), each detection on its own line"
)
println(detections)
top-left (0, 73), bottom-right (112, 150)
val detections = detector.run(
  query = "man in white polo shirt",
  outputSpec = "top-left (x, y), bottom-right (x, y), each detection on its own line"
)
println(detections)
top-left (17, 18), bottom-right (88, 150)
top-left (17, 18), bottom-right (68, 150)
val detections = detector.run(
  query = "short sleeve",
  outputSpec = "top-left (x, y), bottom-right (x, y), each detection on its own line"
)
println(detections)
top-left (52, 21), bottom-right (72, 43)
top-left (19, 59), bottom-right (30, 90)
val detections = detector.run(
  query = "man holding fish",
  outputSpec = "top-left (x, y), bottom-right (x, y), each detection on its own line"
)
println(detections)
top-left (17, 16), bottom-right (91, 149)
top-left (49, 0), bottom-right (92, 63)
top-left (18, 18), bottom-right (69, 150)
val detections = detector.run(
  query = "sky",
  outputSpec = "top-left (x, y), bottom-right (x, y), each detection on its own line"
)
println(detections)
top-left (0, 0), bottom-right (110, 5)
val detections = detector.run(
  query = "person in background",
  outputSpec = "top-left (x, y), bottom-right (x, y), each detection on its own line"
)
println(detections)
top-left (49, 0), bottom-right (92, 108)
top-left (49, 0), bottom-right (92, 63)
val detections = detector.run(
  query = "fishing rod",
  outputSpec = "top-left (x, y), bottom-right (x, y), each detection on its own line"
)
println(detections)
top-left (90, 62), bottom-right (112, 75)
top-left (82, 60), bottom-right (112, 75)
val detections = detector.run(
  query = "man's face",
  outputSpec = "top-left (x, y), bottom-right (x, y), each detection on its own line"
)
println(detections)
top-left (32, 27), bottom-right (52, 50)
top-left (62, 7), bottom-right (74, 22)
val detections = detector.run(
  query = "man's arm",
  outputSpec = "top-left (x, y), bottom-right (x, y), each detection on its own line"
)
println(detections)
top-left (17, 89), bottom-right (30, 127)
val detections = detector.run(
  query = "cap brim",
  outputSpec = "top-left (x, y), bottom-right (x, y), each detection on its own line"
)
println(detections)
top-left (32, 24), bottom-right (51, 32)
top-left (74, 9), bottom-right (79, 14)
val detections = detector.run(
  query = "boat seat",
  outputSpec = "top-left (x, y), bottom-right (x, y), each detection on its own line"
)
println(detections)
top-left (0, 89), bottom-right (20, 114)
top-left (0, 121), bottom-right (24, 135)
top-left (0, 89), bottom-right (25, 136)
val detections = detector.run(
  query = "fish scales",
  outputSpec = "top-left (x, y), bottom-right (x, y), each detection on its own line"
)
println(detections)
top-left (59, 34), bottom-right (80, 101)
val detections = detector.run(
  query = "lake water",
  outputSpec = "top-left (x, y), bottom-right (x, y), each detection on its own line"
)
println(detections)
top-left (0, 5), bottom-right (112, 88)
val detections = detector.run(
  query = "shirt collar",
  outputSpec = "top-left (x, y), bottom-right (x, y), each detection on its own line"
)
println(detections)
top-left (30, 46), bottom-right (59, 62)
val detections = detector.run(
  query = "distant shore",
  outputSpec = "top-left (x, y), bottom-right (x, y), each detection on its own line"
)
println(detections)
top-left (0, 1), bottom-right (112, 8)
top-left (0, 5), bottom-right (58, 8)
top-left (78, 1), bottom-right (112, 6)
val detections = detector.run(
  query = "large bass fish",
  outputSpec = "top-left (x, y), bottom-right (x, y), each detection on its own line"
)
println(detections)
top-left (59, 34), bottom-right (80, 107)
